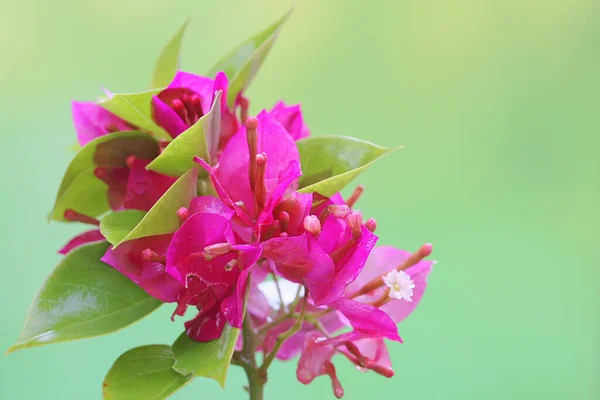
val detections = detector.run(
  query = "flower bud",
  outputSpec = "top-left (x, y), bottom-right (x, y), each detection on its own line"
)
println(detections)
top-left (365, 218), bottom-right (377, 232)
top-left (176, 207), bottom-right (189, 225)
top-left (303, 215), bottom-right (321, 235)
top-left (345, 212), bottom-right (363, 237)
top-left (142, 248), bottom-right (166, 264)
top-left (327, 204), bottom-right (351, 218)
top-left (203, 242), bottom-right (232, 260)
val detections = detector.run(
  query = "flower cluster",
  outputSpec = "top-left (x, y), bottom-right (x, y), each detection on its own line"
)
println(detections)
top-left (63, 70), bottom-right (434, 397)
top-left (11, 14), bottom-right (435, 400)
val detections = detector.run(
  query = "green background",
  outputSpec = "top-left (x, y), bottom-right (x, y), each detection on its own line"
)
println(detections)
top-left (1, 0), bottom-right (598, 399)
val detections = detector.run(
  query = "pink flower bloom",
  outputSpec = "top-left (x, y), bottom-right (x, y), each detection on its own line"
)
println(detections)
top-left (94, 156), bottom-right (175, 211)
top-left (297, 332), bottom-right (344, 398)
top-left (262, 204), bottom-right (378, 306)
top-left (257, 243), bottom-right (433, 397)
top-left (269, 101), bottom-right (310, 141)
top-left (151, 71), bottom-right (239, 151)
top-left (213, 110), bottom-right (301, 221)
top-left (297, 334), bottom-right (393, 398)
top-left (166, 208), bottom-right (261, 341)
top-left (101, 234), bottom-right (184, 303)
top-left (345, 245), bottom-right (434, 325)
top-left (58, 229), bottom-right (105, 255)
top-left (194, 110), bottom-right (302, 235)
top-left (122, 158), bottom-right (177, 211)
top-left (71, 102), bottom-right (134, 146)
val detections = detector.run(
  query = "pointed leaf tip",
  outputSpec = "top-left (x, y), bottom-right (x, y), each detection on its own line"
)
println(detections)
top-left (207, 9), bottom-right (293, 107)
top-left (297, 136), bottom-right (399, 196)
top-left (9, 242), bottom-right (161, 352)
top-left (151, 19), bottom-right (191, 89)
top-left (146, 91), bottom-right (222, 176)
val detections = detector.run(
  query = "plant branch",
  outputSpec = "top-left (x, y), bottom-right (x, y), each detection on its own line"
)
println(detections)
top-left (259, 292), bottom-right (308, 374)
top-left (240, 313), bottom-right (264, 400)
top-left (270, 272), bottom-right (286, 312)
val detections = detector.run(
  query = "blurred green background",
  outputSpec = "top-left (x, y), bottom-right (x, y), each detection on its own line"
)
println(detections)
top-left (1, 0), bottom-right (598, 398)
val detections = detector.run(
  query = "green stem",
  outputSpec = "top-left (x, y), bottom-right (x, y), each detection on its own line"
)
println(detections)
top-left (240, 316), bottom-right (264, 400)
top-left (259, 293), bottom-right (308, 374)
top-left (236, 287), bottom-right (308, 399)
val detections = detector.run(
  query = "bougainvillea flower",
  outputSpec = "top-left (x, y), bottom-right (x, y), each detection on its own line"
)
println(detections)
top-left (345, 245), bottom-right (434, 325)
top-left (297, 332), bottom-right (344, 398)
top-left (151, 71), bottom-right (239, 150)
top-left (58, 229), bottom-right (105, 255)
top-left (101, 234), bottom-right (184, 303)
top-left (262, 209), bottom-right (378, 306)
top-left (214, 111), bottom-right (301, 219)
top-left (71, 102), bottom-right (134, 146)
top-left (297, 334), bottom-right (393, 398)
top-left (338, 338), bottom-right (393, 377)
top-left (122, 158), bottom-right (176, 211)
top-left (95, 156), bottom-right (175, 211)
top-left (194, 110), bottom-right (302, 233)
top-left (166, 209), bottom-right (261, 341)
top-left (269, 101), bottom-right (310, 141)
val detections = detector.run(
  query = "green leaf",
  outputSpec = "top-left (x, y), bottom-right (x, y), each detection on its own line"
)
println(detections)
top-left (297, 136), bottom-right (399, 197)
top-left (110, 168), bottom-right (198, 248)
top-left (208, 10), bottom-right (292, 107)
top-left (7, 242), bottom-right (161, 353)
top-left (103, 345), bottom-right (193, 400)
top-left (146, 91), bottom-right (222, 176)
top-left (51, 132), bottom-right (160, 221)
top-left (99, 91), bottom-right (171, 141)
top-left (100, 210), bottom-right (146, 245)
top-left (151, 19), bottom-right (190, 89)
top-left (172, 324), bottom-right (240, 387)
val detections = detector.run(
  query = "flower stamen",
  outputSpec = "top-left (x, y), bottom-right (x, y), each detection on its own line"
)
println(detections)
top-left (346, 184), bottom-right (364, 208)
top-left (176, 207), bottom-right (190, 225)
top-left (303, 215), bottom-right (321, 236)
top-left (141, 248), bottom-right (166, 264)
top-left (246, 116), bottom-right (258, 192)
top-left (255, 153), bottom-right (268, 212)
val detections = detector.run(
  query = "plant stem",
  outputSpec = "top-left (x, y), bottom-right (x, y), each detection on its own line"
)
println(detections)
top-left (240, 313), bottom-right (264, 400)
top-left (259, 293), bottom-right (308, 374)
top-left (236, 287), bottom-right (308, 399)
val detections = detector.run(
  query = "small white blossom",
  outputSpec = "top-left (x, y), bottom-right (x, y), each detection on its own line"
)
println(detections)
top-left (382, 269), bottom-right (415, 301)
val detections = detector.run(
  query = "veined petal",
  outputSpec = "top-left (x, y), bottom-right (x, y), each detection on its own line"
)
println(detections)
top-left (270, 101), bottom-right (310, 141)
top-left (332, 297), bottom-right (402, 343)
top-left (151, 95), bottom-right (188, 138)
top-left (123, 158), bottom-right (176, 211)
top-left (101, 234), bottom-right (184, 303)
top-left (189, 196), bottom-right (235, 220)
top-left (72, 101), bottom-right (132, 146)
top-left (220, 245), bottom-right (262, 328)
top-left (214, 110), bottom-right (300, 217)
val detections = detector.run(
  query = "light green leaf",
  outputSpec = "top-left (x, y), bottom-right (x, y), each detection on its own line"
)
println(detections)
top-left (146, 91), bottom-right (222, 176)
top-left (52, 168), bottom-right (110, 222)
top-left (172, 324), bottom-right (240, 387)
top-left (100, 210), bottom-right (146, 245)
top-left (151, 19), bottom-right (190, 89)
top-left (99, 90), bottom-right (171, 141)
top-left (103, 345), bottom-right (193, 400)
top-left (111, 168), bottom-right (198, 248)
top-left (297, 136), bottom-right (399, 197)
top-left (208, 10), bottom-right (292, 107)
top-left (7, 242), bottom-right (161, 353)
top-left (51, 132), bottom-right (160, 221)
